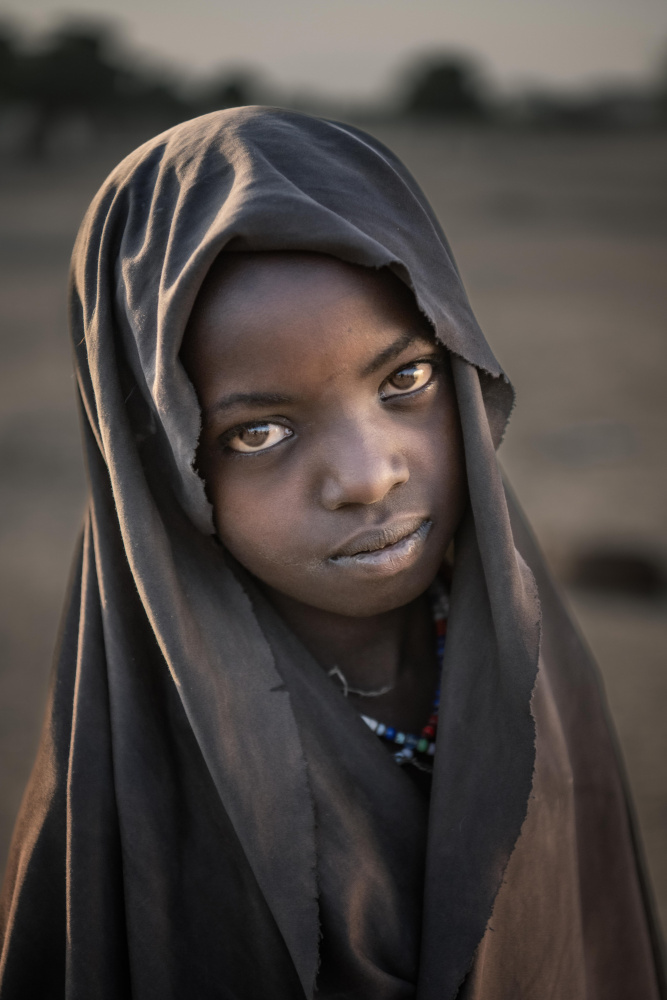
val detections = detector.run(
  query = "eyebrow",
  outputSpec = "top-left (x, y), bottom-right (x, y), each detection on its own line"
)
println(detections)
top-left (205, 391), bottom-right (294, 417)
top-left (360, 330), bottom-right (433, 378)
top-left (204, 330), bottom-right (433, 416)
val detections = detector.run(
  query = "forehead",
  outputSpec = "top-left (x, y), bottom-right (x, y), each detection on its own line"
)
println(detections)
top-left (182, 252), bottom-right (434, 389)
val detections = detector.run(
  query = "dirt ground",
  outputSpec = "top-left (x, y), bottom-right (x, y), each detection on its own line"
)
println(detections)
top-left (0, 120), bottom-right (666, 935)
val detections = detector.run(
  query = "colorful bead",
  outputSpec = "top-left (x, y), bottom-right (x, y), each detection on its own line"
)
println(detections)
top-left (354, 578), bottom-right (448, 767)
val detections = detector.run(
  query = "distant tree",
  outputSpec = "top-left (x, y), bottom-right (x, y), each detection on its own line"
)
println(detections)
top-left (114, 73), bottom-right (191, 124)
top-left (403, 55), bottom-right (488, 119)
top-left (213, 79), bottom-right (247, 108)
top-left (655, 45), bottom-right (667, 123)
top-left (24, 25), bottom-right (121, 111)
top-left (6, 20), bottom-right (192, 157)
top-left (17, 23), bottom-right (124, 156)
top-left (197, 71), bottom-right (257, 113)
top-left (0, 25), bottom-right (20, 103)
top-left (0, 18), bottom-right (270, 158)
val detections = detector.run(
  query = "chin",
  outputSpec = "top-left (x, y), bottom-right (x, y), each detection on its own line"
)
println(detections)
top-left (301, 563), bottom-right (442, 618)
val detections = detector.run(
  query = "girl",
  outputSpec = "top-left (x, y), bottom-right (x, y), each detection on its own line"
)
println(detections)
top-left (0, 107), bottom-right (663, 999)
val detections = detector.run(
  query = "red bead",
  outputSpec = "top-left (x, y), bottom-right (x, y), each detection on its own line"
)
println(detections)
top-left (422, 725), bottom-right (436, 738)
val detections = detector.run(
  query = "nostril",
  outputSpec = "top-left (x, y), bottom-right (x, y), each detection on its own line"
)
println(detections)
top-left (320, 454), bottom-right (409, 510)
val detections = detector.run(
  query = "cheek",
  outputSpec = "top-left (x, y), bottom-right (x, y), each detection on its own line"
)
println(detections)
top-left (412, 396), bottom-right (466, 512)
top-left (205, 460), bottom-right (304, 572)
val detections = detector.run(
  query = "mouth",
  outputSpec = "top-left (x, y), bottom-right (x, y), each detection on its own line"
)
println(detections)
top-left (328, 518), bottom-right (433, 574)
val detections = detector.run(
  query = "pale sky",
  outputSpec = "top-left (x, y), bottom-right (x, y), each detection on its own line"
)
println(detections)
top-left (4, 0), bottom-right (667, 100)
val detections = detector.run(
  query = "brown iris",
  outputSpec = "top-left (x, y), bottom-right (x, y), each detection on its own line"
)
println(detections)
top-left (383, 362), bottom-right (433, 397)
top-left (226, 422), bottom-right (293, 453)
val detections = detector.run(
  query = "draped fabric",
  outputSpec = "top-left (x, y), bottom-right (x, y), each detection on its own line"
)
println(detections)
top-left (0, 107), bottom-right (663, 999)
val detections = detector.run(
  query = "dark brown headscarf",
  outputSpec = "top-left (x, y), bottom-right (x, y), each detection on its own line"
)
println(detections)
top-left (1, 107), bottom-right (663, 1000)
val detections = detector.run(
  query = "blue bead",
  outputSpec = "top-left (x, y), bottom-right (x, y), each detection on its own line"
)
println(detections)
top-left (385, 727), bottom-right (396, 740)
top-left (376, 724), bottom-right (386, 736)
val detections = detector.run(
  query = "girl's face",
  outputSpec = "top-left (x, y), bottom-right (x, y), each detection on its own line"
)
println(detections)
top-left (182, 253), bottom-right (466, 618)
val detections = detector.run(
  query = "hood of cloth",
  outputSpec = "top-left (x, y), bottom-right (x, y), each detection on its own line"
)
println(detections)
top-left (3, 107), bottom-right (543, 1000)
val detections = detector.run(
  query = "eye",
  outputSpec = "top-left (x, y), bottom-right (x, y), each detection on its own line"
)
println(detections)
top-left (381, 361), bottom-right (434, 399)
top-left (224, 422), bottom-right (293, 454)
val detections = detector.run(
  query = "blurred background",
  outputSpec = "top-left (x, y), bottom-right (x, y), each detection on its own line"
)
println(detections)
top-left (0, 0), bottom-right (666, 934)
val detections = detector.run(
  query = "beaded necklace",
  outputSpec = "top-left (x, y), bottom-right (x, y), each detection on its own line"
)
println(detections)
top-left (359, 579), bottom-right (447, 768)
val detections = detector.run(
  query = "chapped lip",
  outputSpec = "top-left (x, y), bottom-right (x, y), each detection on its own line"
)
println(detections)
top-left (328, 516), bottom-right (432, 561)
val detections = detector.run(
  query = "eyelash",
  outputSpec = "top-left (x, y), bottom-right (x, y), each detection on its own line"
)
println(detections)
top-left (220, 354), bottom-right (442, 456)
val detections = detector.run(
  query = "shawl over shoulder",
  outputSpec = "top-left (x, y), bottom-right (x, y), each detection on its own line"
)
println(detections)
top-left (0, 108), bottom-right (663, 1000)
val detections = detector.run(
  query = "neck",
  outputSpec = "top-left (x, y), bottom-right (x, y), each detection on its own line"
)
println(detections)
top-left (262, 584), bottom-right (438, 730)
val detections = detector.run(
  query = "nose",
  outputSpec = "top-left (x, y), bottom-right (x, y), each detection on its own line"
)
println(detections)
top-left (318, 417), bottom-right (409, 510)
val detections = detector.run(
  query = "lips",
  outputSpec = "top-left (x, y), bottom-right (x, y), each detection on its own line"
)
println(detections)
top-left (329, 517), bottom-right (432, 564)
